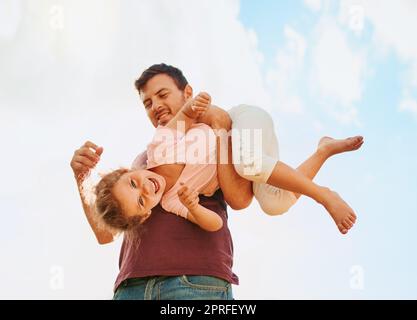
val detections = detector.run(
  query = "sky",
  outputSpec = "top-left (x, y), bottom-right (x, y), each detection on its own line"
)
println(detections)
top-left (0, 0), bottom-right (416, 299)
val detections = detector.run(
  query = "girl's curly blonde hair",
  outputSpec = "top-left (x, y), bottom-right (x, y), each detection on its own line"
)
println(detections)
top-left (94, 168), bottom-right (144, 232)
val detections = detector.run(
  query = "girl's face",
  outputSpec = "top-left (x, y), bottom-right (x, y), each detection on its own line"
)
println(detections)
top-left (112, 169), bottom-right (166, 220)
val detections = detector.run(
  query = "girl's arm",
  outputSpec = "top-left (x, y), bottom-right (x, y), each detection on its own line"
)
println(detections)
top-left (165, 92), bottom-right (211, 134)
top-left (177, 184), bottom-right (223, 232)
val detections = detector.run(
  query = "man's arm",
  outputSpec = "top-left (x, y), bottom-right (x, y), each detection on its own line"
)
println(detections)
top-left (77, 181), bottom-right (115, 244)
top-left (70, 141), bottom-right (116, 245)
top-left (199, 106), bottom-right (253, 210)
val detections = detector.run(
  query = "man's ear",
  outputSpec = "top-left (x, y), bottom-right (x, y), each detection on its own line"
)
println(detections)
top-left (184, 84), bottom-right (193, 100)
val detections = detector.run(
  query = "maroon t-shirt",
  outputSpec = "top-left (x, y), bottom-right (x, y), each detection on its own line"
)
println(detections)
top-left (113, 189), bottom-right (239, 291)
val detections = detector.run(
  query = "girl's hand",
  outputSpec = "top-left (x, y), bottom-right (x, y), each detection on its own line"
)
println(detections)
top-left (182, 92), bottom-right (211, 120)
top-left (177, 183), bottom-right (200, 211)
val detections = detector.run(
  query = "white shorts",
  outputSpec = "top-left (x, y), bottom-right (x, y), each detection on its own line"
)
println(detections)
top-left (228, 104), bottom-right (297, 215)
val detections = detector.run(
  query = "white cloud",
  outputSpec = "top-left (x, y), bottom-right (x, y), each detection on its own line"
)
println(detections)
top-left (117, 0), bottom-right (270, 108)
top-left (310, 17), bottom-right (365, 124)
top-left (338, 1), bottom-right (365, 35)
top-left (399, 98), bottom-right (417, 118)
top-left (339, 0), bottom-right (417, 60)
top-left (339, 0), bottom-right (417, 119)
top-left (304, 0), bottom-right (322, 12)
top-left (363, 0), bottom-right (417, 120)
top-left (266, 25), bottom-right (307, 114)
top-left (0, 0), bottom-right (22, 39)
top-left (365, 0), bottom-right (417, 61)
top-left (411, 64), bottom-right (417, 89)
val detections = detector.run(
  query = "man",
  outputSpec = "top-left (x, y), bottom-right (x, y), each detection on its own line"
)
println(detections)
top-left (70, 63), bottom-right (253, 300)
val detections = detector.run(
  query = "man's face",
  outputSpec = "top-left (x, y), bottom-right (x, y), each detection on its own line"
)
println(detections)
top-left (139, 74), bottom-right (192, 127)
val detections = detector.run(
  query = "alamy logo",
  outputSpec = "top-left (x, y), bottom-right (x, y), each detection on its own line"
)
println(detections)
top-left (147, 122), bottom-right (263, 175)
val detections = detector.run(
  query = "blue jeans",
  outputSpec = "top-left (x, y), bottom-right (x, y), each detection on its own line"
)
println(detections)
top-left (113, 275), bottom-right (234, 300)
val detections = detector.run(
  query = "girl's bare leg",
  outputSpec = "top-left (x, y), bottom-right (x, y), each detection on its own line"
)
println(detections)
top-left (266, 136), bottom-right (364, 234)
top-left (293, 136), bottom-right (364, 199)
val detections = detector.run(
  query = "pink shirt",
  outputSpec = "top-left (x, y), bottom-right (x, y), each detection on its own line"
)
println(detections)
top-left (145, 123), bottom-right (219, 219)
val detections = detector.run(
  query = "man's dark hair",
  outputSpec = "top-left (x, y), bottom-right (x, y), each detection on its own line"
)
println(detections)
top-left (134, 63), bottom-right (188, 93)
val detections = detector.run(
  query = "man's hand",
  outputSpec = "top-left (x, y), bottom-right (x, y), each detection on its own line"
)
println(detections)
top-left (182, 92), bottom-right (211, 120)
top-left (71, 141), bottom-right (115, 245)
top-left (178, 183), bottom-right (200, 211)
top-left (70, 141), bottom-right (103, 184)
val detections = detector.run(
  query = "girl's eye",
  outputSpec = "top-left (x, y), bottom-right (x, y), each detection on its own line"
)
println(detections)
top-left (138, 197), bottom-right (144, 206)
top-left (160, 94), bottom-right (168, 98)
top-left (131, 180), bottom-right (137, 188)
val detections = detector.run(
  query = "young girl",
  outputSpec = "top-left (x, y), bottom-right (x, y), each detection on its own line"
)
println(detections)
top-left (92, 92), bottom-right (362, 234)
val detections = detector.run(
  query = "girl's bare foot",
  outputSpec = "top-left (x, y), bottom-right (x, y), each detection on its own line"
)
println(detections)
top-left (320, 188), bottom-right (357, 234)
top-left (318, 136), bottom-right (364, 158)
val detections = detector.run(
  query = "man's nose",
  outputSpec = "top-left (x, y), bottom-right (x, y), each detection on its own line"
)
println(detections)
top-left (152, 102), bottom-right (164, 113)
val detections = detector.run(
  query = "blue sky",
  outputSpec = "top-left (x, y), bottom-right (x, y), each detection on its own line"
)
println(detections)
top-left (0, 0), bottom-right (416, 299)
